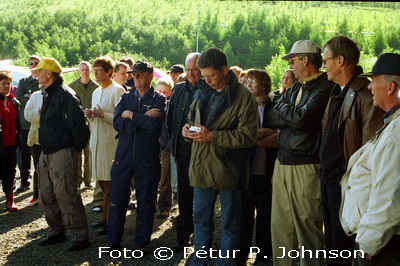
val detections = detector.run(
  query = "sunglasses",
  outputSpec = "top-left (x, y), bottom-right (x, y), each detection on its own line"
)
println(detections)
top-left (29, 62), bottom-right (39, 66)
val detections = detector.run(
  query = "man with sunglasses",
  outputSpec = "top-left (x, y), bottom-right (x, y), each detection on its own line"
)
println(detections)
top-left (16, 55), bottom-right (41, 193)
top-left (268, 40), bottom-right (334, 266)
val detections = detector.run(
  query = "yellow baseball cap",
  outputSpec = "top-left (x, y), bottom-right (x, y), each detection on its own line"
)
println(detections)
top-left (33, 57), bottom-right (62, 73)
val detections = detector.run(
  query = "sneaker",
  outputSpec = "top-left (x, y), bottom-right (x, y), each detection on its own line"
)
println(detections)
top-left (157, 211), bottom-right (170, 219)
top-left (92, 206), bottom-right (103, 213)
top-left (16, 185), bottom-right (30, 192)
top-left (27, 198), bottom-right (39, 207)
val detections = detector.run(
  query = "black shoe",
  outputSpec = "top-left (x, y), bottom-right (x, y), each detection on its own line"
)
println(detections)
top-left (91, 220), bottom-right (106, 228)
top-left (157, 211), bottom-right (170, 219)
top-left (39, 233), bottom-right (66, 246)
top-left (109, 243), bottom-right (122, 251)
top-left (16, 185), bottom-right (30, 192)
top-left (96, 225), bottom-right (108, 235)
top-left (134, 244), bottom-right (151, 255)
top-left (67, 239), bottom-right (90, 252)
top-left (171, 241), bottom-right (189, 253)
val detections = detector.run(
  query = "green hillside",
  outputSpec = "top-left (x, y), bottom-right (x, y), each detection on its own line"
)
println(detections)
top-left (1, 0), bottom-right (399, 87)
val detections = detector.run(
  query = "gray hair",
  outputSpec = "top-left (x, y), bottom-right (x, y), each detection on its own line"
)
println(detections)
top-left (185, 52), bottom-right (201, 66)
top-left (384, 75), bottom-right (400, 88)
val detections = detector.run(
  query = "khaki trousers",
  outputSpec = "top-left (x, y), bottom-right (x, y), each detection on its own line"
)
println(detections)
top-left (271, 159), bottom-right (324, 266)
top-left (38, 147), bottom-right (89, 241)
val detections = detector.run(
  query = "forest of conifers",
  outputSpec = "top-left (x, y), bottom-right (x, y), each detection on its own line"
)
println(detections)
top-left (1, 0), bottom-right (399, 88)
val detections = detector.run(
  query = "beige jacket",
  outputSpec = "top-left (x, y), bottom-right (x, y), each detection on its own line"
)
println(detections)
top-left (89, 81), bottom-right (125, 181)
top-left (340, 108), bottom-right (400, 256)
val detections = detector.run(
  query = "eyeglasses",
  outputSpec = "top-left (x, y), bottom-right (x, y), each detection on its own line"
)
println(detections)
top-left (29, 62), bottom-right (39, 66)
top-left (288, 57), bottom-right (301, 65)
top-left (246, 79), bottom-right (257, 86)
top-left (322, 57), bottom-right (334, 65)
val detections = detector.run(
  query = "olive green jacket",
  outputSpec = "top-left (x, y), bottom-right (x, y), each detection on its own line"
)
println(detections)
top-left (187, 71), bottom-right (258, 190)
top-left (68, 78), bottom-right (99, 110)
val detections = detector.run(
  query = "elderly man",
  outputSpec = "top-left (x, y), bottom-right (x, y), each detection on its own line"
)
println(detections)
top-left (320, 36), bottom-right (385, 266)
top-left (167, 52), bottom-right (207, 252)
top-left (35, 57), bottom-right (90, 251)
top-left (268, 40), bottom-right (334, 266)
top-left (340, 53), bottom-right (400, 266)
top-left (16, 55), bottom-right (41, 192)
top-left (182, 48), bottom-right (258, 265)
top-left (107, 61), bottom-right (165, 251)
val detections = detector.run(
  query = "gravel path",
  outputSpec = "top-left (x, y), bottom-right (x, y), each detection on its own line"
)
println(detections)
top-left (1, 175), bottom-right (254, 265)
top-left (0, 176), bottom-right (191, 266)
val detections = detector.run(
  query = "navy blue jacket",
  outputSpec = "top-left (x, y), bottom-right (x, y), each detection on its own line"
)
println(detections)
top-left (113, 87), bottom-right (166, 172)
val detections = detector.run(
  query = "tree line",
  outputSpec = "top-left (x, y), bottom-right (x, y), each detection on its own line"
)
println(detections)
top-left (0, 0), bottom-right (399, 88)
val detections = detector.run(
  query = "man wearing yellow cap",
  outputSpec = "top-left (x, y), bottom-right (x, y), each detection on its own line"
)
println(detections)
top-left (34, 57), bottom-right (91, 252)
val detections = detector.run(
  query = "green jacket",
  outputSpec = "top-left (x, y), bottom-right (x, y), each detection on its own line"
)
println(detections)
top-left (187, 71), bottom-right (258, 190)
top-left (68, 78), bottom-right (99, 109)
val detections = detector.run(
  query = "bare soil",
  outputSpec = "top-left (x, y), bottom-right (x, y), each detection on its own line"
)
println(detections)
top-left (1, 176), bottom-right (256, 265)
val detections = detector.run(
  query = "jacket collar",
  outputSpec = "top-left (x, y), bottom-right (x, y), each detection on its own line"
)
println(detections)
top-left (133, 86), bottom-right (155, 100)
top-left (44, 77), bottom-right (63, 96)
top-left (384, 105), bottom-right (400, 124)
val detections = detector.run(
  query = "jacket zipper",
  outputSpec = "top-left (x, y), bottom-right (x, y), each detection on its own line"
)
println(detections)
top-left (132, 97), bottom-right (140, 164)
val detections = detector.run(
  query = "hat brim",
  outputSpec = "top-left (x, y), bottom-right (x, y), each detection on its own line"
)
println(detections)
top-left (281, 53), bottom-right (297, 60)
top-left (358, 72), bottom-right (375, 77)
top-left (130, 69), bottom-right (153, 73)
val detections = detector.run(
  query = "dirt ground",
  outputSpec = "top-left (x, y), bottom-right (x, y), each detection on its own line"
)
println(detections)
top-left (0, 175), bottom-right (257, 266)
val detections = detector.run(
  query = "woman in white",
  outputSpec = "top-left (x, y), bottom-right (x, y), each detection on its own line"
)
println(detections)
top-left (24, 85), bottom-right (44, 207)
top-left (85, 56), bottom-right (125, 235)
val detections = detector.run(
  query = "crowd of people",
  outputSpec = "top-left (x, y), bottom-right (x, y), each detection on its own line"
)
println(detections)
top-left (0, 34), bottom-right (399, 265)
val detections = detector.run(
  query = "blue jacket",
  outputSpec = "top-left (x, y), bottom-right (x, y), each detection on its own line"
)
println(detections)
top-left (113, 87), bottom-right (166, 172)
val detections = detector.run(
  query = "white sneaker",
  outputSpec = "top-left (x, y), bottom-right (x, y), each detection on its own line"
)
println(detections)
top-left (27, 198), bottom-right (39, 207)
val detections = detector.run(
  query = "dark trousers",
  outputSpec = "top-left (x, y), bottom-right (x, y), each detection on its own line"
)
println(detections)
top-left (108, 161), bottom-right (160, 246)
top-left (31, 145), bottom-right (42, 199)
top-left (237, 174), bottom-right (272, 263)
top-left (157, 149), bottom-right (172, 212)
top-left (354, 236), bottom-right (400, 266)
top-left (0, 145), bottom-right (17, 193)
top-left (175, 154), bottom-right (194, 244)
top-left (322, 182), bottom-right (355, 266)
top-left (18, 130), bottom-right (31, 186)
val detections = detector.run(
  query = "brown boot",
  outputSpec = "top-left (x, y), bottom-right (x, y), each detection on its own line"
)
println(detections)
top-left (5, 192), bottom-right (18, 211)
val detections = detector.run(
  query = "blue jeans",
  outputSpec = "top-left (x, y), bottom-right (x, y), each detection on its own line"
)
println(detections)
top-left (191, 187), bottom-right (242, 266)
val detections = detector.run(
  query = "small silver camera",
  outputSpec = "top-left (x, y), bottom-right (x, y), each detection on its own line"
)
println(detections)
top-left (189, 126), bottom-right (201, 133)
